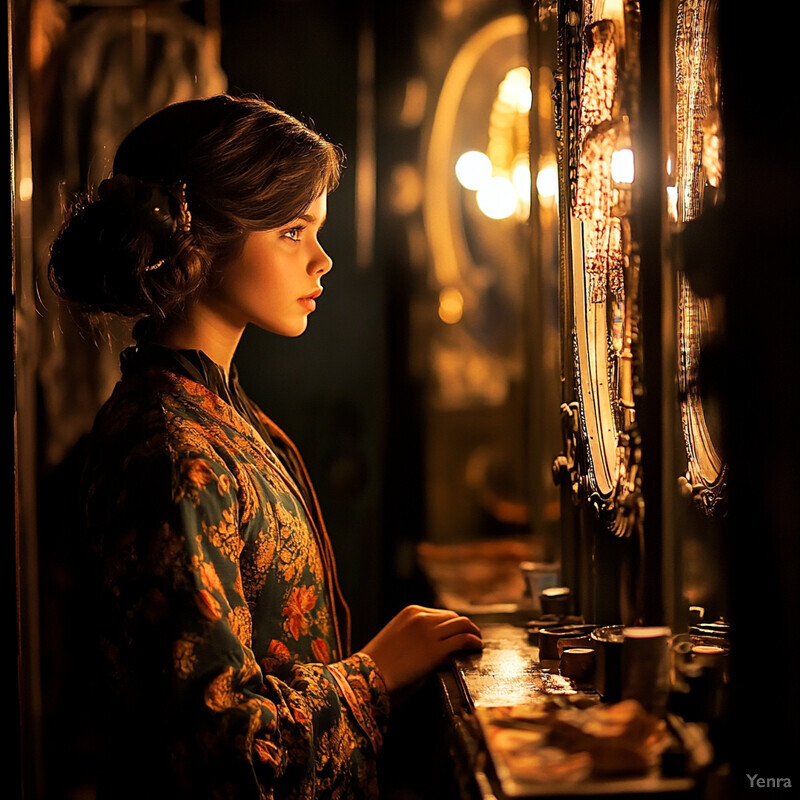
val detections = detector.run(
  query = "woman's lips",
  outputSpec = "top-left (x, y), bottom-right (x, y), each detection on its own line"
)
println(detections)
top-left (298, 288), bottom-right (322, 313)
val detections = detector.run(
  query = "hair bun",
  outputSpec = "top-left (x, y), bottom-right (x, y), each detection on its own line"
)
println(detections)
top-left (98, 174), bottom-right (184, 249)
top-left (49, 175), bottom-right (196, 317)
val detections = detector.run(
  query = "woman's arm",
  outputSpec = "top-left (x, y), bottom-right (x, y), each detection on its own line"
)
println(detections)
top-left (96, 445), bottom-right (389, 799)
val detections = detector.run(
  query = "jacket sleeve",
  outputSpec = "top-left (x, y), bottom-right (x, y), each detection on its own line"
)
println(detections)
top-left (98, 443), bottom-right (390, 800)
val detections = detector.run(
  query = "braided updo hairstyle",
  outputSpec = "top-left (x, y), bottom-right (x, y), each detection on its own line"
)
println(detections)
top-left (48, 94), bottom-right (343, 323)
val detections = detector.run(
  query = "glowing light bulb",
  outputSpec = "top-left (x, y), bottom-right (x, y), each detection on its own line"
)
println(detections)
top-left (476, 176), bottom-right (517, 219)
top-left (455, 150), bottom-right (492, 191)
top-left (611, 148), bottom-right (635, 184)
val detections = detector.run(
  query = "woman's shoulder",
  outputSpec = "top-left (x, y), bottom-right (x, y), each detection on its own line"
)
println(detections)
top-left (91, 367), bottom-right (266, 472)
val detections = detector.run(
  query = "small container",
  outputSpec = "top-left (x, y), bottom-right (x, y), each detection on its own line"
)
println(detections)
top-left (557, 634), bottom-right (592, 658)
top-left (590, 625), bottom-right (624, 702)
top-left (540, 586), bottom-right (573, 617)
top-left (621, 626), bottom-right (672, 716)
top-left (519, 561), bottom-right (561, 613)
top-left (538, 624), bottom-right (596, 661)
top-left (560, 647), bottom-right (595, 689)
top-left (691, 644), bottom-right (729, 669)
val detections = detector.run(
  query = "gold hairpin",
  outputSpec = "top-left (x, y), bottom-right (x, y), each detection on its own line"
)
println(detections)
top-left (178, 182), bottom-right (192, 232)
top-left (144, 259), bottom-right (165, 272)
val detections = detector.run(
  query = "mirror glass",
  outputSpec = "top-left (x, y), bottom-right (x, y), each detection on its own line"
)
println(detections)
top-left (421, 13), bottom-right (534, 545)
top-left (555, 0), bottom-right (643, 536)
top-left (669, 0), bottom-right (727, 515)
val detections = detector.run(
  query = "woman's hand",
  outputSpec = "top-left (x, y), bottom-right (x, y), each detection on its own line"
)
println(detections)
top-left (360, 605), bottom-right (482, 693)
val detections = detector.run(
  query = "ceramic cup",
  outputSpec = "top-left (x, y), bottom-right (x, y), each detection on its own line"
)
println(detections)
top-left (559, 647), bottom-right (595, 689)
top-left (538, 624), bottom-right (596, 662)
top-left (557, 635), bottom-right (592, 659)
top-left (621, 626), bottom-right (672, 715)
top-left (540, 586), bottom-right (572, 617)
top-left (590, 625), bottom-right (624, 702)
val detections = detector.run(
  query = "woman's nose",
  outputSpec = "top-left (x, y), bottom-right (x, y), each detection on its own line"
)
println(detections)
top-left (310, 243), bottom-right (333, 275)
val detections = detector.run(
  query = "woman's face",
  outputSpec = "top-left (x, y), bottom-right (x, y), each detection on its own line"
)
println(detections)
top-left (208, 192), bottom-right (332, 337)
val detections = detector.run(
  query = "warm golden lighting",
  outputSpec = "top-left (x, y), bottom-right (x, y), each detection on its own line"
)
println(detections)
top-left (511, 156), bottom-right (531, 206)
top-left (498, 66), bottom-right (532, 113)
top-left (611, 148), bottom-right (634, 184)
top-left (476, 176), bottom-right (517, 219)
top-left (666, 185), bottom-right (678, 222)
top-left (536, 159), bottom-right (559, 200)
top-left (455, 150), bottom-right (492, 191)
top-left (438, 286), bottom-right (464, 324)
top-left (19, 176), bottom-right (33, 202)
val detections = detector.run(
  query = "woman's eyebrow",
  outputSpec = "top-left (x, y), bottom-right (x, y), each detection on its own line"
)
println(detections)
top-left (299, 212), bottom-right (327, 228)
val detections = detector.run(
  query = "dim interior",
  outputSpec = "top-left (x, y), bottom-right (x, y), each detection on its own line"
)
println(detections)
top-left (9, 1), bottom-right (799, 799)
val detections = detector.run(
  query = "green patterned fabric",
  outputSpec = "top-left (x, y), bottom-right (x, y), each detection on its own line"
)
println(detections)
top-left (82, 352), bottom-right (389, 799)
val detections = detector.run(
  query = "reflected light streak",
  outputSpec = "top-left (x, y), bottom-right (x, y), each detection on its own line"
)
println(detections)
top-left (512, 158), bottom-right (531, 203)
top-left (19, 177), bottom-right (33, 202)
top-left (666, 185), bottom-right (678, 222)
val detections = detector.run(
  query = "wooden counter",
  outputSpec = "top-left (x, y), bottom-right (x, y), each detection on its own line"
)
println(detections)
top-left (435, 613), bottom-right (699, 800)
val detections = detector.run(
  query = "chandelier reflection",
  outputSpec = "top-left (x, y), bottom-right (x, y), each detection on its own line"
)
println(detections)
top-left (455, 66), bottom-right (533, 221)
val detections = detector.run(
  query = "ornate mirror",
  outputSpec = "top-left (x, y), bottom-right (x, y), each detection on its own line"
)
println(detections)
top-left (553, 0), bottom-right (643, 536)
top-left (669, 0), bottom-right (727, 515)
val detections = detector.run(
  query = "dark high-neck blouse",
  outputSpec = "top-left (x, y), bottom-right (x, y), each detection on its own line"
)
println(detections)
top-left (119, 342), bottom-right (313, 512)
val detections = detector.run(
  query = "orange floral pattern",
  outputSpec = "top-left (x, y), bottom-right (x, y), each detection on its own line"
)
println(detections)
top-left (283, 585), bottom-right (318, 640)
top-left (83, 367), bottom-right (390, 799)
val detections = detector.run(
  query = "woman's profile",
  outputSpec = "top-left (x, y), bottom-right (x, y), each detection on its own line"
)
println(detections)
top-left (47, 94), bottom-right (482, 800)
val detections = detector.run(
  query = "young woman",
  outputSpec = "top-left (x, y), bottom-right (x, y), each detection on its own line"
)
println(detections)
top-left (48, 94), bottom-right (482, 800)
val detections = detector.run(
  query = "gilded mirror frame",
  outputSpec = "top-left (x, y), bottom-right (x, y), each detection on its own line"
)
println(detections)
top-left (552, 0), bottom-right (643, 537)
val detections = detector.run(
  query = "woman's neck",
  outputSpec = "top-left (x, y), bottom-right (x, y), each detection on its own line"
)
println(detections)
top-left (154, 300), bottom-right (245, 377)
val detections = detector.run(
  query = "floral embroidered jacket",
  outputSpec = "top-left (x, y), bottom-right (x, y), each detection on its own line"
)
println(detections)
top-left (81, 358), bottom-right (389, 800)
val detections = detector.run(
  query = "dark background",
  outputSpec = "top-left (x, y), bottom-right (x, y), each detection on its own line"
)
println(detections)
top-left (9, 1), bottom-right (800, 798)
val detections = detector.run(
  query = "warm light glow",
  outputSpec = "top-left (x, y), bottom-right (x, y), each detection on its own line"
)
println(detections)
top-left (498, 66), bottom-right (532, 113)
top-left (19, 176), bottom-right (33, 202)
top-left (455, 150), bottom-right (492, 191)
top-left (666, 185), bottom-right (678, 222)
top-left (611, 148), bottom-right (635, 184)
top-left (536, 160), bottom-right (559, 199)
top-left (511, 157), bottom-right (531, 203)
top-left (476, 176), bottom-right (517, 219)
top-left (438, 287), bottom-right (464, 324)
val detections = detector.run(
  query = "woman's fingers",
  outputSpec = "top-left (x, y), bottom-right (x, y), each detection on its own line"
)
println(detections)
top-left (433, 615), bottom-right (482, 641)
top-left (450, 632), bottom-right (484, 652)
top-left (361, 605), bottom-right (483, 693)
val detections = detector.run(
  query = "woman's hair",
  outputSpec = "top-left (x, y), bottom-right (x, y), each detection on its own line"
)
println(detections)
top-left (48, 94), bottom-right (344, 321)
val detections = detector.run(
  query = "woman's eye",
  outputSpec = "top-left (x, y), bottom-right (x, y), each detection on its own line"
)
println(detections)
top-left (284, 227), bottom-right (304, 241)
